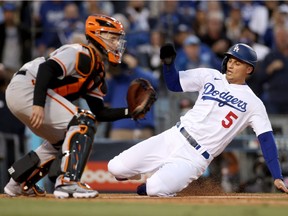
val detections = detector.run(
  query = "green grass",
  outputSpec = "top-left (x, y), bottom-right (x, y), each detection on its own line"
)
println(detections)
top-left (1, 199), bottom-right (288, 216)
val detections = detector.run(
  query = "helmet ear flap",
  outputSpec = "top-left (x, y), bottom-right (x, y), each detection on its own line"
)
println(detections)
top-left (221, 56), bottom-right (229, 74)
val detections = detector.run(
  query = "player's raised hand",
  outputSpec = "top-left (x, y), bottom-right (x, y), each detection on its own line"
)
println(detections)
top-left (274, 179), bottom-right (288, 193)
top-left (160, 43), bottom-right (177, 65)
top-left (30, 105), bottom-right (45, 128)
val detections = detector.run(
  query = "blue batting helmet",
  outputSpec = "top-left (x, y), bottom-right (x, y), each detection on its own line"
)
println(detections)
top-left (221, 43), bottom-right (257, 74)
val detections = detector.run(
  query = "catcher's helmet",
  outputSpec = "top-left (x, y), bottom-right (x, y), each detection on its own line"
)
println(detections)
top-left (221, 43), bottom-right (257, 74)
top-left (85, 14), bottom-right (126, 64)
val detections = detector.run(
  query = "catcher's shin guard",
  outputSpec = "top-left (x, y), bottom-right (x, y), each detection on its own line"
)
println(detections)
top-left (8, 151), bottom-right (54, 192)
top-left (48, 149), bottom-right (63, 183)
top-left (22, 158), bottom-right (55, 192)
top-left (8, 151), bottom-right (40, 183)
top-left (61, 109), bottom-right (96, 182)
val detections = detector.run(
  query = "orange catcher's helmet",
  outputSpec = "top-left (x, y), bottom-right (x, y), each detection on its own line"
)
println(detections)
top-left (85, 14), bottom-right (126, 64)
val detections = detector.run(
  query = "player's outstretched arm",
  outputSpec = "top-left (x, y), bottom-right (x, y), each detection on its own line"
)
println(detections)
top-left (258, 131), bottom-right (288, 193)
top-left (160, 43), bottom-right (183, 92)
top-left (85, 95), bottom-right (131, 121)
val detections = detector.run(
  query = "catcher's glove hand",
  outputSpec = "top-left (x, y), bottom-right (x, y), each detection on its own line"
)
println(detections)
top-left (127, 78), bottom-right (157, 120)
top-left (160, 43), bottom-right (177, 65)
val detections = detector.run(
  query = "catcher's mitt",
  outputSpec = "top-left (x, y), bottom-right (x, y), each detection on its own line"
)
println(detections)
top-left (127, 78), bottom-right (157, 120)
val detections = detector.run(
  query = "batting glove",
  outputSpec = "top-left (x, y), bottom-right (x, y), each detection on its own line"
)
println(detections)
top-left (160, 43), bottom-right (177, 65)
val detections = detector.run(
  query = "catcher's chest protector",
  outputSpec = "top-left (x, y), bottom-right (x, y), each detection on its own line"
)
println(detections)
top-left (51, 45), bottom-right (107, 100)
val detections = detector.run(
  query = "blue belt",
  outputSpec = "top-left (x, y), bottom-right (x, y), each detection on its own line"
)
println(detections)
top-left (176, 122), bottom-right (210, 159)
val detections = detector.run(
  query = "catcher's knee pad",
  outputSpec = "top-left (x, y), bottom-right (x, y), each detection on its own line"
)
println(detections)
top-left (8, 150), bottom-right (55, 191)
top-left (62, 109), bottom-right (96, 181)
top-left (8, 151), bottom-right (40, 183)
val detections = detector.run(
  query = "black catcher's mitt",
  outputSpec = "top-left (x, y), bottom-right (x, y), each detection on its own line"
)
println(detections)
top-left (127, 78), bottom-right (157, 120)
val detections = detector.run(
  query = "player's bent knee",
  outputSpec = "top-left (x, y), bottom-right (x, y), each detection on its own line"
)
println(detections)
top-left (146, 184), bottom-right (175, 197)
top-left (146, 177), bottom-right (176, 197)
top-left (107, 158), bottom-right (122, 177)
top-left (107, 158), bottom-right (130, 178)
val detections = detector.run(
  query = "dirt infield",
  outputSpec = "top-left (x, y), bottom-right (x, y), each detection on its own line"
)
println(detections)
top-left (1, 180), bottom-right (287, 206)
top-left (89, 193), bottom-right (288, 206)
top-left (1, 193), bottom-right (288, 206)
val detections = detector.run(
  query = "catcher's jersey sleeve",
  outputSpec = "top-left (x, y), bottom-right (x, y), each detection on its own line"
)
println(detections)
top-left (48, 44), bottom-right (88, 79)
top-left (20, 44), bottom-right (89, 80)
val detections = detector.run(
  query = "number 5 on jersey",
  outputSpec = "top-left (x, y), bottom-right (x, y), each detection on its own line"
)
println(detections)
top-left (222, 111), bottom-right (238, 128)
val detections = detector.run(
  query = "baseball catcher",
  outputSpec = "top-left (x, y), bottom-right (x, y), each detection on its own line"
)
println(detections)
top-left (4, 14), bottom-right (156, 199)
top-left (126, 78), bottom-right (157, 120)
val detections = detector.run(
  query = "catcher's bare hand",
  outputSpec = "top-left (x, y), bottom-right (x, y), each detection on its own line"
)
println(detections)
top-left (127, 78), bottom-right (157, 120)
top-left (274, 179), bottom-right (288, 193)
top-left (30, 105), bottom-right (45, 128)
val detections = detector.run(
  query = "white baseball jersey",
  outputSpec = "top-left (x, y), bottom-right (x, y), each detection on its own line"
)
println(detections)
top-left (179, 68), bottom-right (272, 157)
top-left (108, 67), bottom-right (273, 197)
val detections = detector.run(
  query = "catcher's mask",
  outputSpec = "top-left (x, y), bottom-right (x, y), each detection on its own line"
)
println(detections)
top-left (85, 14), bottom-right (126, 64)
top-left (221, 43), bottom-right (257, 74)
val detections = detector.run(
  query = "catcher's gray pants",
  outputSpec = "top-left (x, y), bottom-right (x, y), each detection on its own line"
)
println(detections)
top-left (6, 73), bottom-right (77, 183)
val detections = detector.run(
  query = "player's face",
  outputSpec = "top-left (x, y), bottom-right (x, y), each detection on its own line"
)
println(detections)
top-left (225, 57), bottom-right (253, 84)
top-left (100, 32), bottom-right (122, 50)
top-left (98, 32), bottom-right (126, 63)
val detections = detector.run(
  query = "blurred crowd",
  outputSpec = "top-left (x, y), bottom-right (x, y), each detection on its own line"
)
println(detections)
top-left (1, 0), bottom-right (288, 193)
top-left (0, 1), bottom-right (287, 116)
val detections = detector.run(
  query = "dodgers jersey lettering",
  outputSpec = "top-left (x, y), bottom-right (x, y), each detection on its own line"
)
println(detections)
top-left (178, 68), bottom-right (272, 157)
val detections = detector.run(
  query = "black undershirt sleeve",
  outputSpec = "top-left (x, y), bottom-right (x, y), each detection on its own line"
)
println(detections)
top-left (34, 59), bottom-right (131, 122)
top-left (33, 60), bottom-right (63, 107)
top-left (85, 95), bottom-right (131, 122)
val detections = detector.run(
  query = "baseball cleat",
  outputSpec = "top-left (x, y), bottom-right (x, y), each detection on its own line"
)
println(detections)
top-left (4, 180), bottom-right (46, 197)
top-left (137, 183), bottom-right (147, 196)
top-left (53, 182), bottom-right (99, 199)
